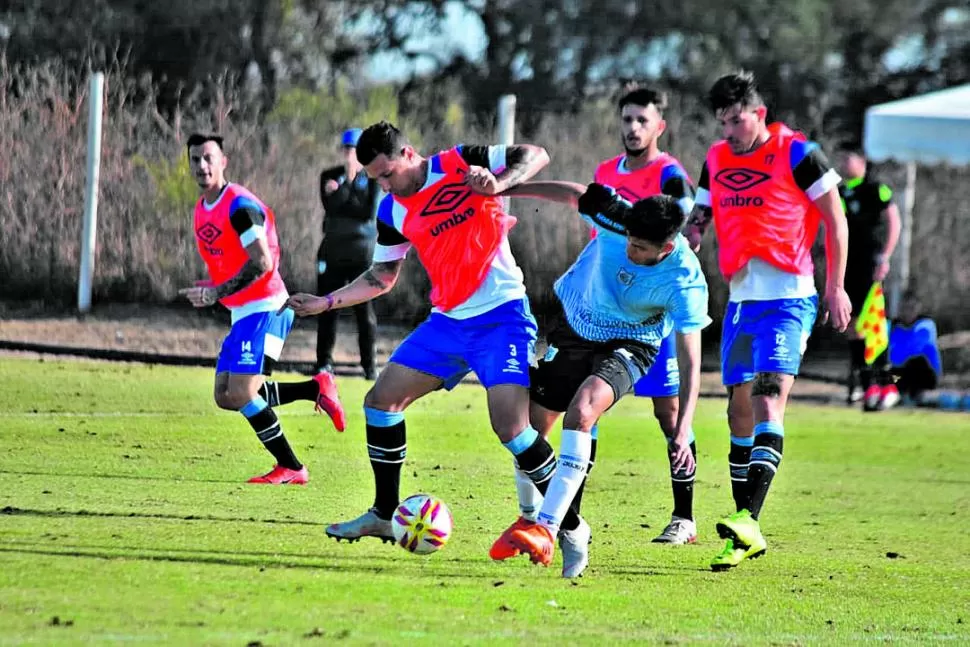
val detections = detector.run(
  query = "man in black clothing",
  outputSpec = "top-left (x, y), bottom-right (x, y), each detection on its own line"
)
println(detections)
top-left (317, 128), bottom-right (381, 378)
top-left (836, 145), bottom-right (901, 410)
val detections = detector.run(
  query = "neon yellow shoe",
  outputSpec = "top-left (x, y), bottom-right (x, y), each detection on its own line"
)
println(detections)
top-left (710, 536), bottom-right (767, 571)
top-left (715, 509), bottom-right (764, 549)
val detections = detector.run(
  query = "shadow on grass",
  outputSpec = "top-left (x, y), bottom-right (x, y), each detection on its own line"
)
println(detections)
top-left (0, 469), bottom-right (259, 485)
top-left (0, 506), bottom-right (323, 526)
top-left (0, 542), bottom-right (506, 579)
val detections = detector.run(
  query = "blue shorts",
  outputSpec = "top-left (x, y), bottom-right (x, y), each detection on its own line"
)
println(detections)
top-left (389, 298), bottom-right (537, 390)
top-left (216, 309), bottom-right (295, 375)
top-left (633, 332), bottom-right (679, 398)
top-left (721, 296), bottom-right (818, 386)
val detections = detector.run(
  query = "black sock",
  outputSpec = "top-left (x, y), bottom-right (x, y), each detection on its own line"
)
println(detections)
top-left (669, 439), bottom-right (696, 520)
top-left (571, 435), bottom-right (597, 516)
top-left (747, 422), bottom-right (784, 520)
top-left (241, 398), bottom-right (301, 470)
top-left (365, 407), bottom-right (406, 519)
top-left (848, 339), bottom-right (866, 393)
top-left (729, 435), bottom-right (753, 512)
top-left (260, 380), bottom-right (318, 407)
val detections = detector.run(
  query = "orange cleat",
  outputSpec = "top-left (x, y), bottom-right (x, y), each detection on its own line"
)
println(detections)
top-left (489, 516), bottom-right (534, 560)
top-left (247, 464), bottom-right (309, 485)
top-left (313, 372), bottom-right (346, 431)
top-left (509, 521), bottom-right (556, 566)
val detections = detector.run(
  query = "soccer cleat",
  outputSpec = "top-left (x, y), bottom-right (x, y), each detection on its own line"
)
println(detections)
top-left (879, 384), bottom-right (901, 411)
top-left (509, 521), bottom-right (556, 566)
top-left (863, 384), bottom-right (882, 412)
top-left (651, 516), bottom-right (698, 544)
top-left (490, 516), bottom-right (533, 560)
top-left (247, 464), bottom-right (309, 485)
top-left (312, 372), bottom-right (346, 431)
top-left (325, 508), bottom-right (395, 544)
top-left (715, 509), bottom-right (763, 548)
top-left (559, 516), bottom-right (592, 578)
top-left (710, 537), bottom-right (766, 571)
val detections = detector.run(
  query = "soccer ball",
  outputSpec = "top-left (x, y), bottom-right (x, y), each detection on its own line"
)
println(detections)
top-left (391, 494), bottom-right (453, 554)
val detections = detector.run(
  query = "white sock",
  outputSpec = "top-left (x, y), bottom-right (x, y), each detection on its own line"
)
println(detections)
top-left (537, 429), bottom-right (591, 535)
top-left (513, 461), bottom-right (543, 521)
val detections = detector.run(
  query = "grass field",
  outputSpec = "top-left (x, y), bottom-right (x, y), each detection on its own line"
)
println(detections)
top-left (1, 358), bottom-right (968, 646)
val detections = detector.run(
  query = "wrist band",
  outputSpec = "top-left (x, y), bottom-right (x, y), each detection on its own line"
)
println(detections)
top-left (325, 294), bottom-right (335, 310)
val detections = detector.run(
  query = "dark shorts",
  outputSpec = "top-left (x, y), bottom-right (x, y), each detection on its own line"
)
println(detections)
top-left (530, 310), bottom-right (658, 413)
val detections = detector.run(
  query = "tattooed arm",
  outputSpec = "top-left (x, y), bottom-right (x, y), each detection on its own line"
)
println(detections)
top-left (281, 260), bottom-right (404, 317)
top-left (684, 204), bottom-right (713, 252)
top-left (179, 203), bottom-right (275, 308)
top-left (683, 161), bottom-right (713, 251)
top-left (495, 144), bottom-right (550, 192)
top-left (460, 143), bottom-right (550, 196)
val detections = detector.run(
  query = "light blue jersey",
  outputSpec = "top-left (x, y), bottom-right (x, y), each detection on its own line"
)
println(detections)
top-left (554, 214), bottom-right (711, 346)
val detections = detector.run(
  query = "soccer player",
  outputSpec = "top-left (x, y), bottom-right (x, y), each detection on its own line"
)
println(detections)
top-left (281, 121), bottom-right (554, 543)
top-left (491, 183), bottom-right (710, 577)
top-left (835, 145), bottom-right (902, 410)
top-left (683, 72), bottom-right (851, 570)
top-left (178, 133), bottom-right (346, 485)
top-left (538, 86), bottom-right (702, 545)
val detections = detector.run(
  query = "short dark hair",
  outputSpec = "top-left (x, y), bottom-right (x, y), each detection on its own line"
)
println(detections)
top-left (618, 87), bottom-right (668, 114)
top-left (626, 195), bottom-right (686, 245)
top-left (356, 121), bottom-right (410, 166)
top-left (707, 71), bottom-right (763, 114)
top-left (186, 133), bottom-right (224, 153)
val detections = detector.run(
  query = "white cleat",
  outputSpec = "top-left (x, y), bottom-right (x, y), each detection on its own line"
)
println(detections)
top-left (651, 516), bottom-right (698, 544)
top-left (326, 507), bottom-right (394, 544)
top-left (559, 516), bottom-right (592, 578)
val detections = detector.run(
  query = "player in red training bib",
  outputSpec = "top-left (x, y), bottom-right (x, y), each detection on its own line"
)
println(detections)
top-left (684, 72), bottom-right (851, 570)
top-left (282, 122), bottom-right (554, 546)
top-left (179, 134), bottom-right (345, 486)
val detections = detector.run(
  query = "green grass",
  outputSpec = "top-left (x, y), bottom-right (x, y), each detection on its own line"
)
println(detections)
top-left (1, 358), bottom-right (968, 646)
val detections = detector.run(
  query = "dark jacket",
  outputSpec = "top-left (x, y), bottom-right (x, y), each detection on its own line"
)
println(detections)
top-left (319, 165), bottom-right (380, 264)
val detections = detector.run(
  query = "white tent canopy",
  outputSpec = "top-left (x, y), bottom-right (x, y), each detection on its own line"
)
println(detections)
top-left (862, 83), bottom-right (970, 315)
top-left (864, 83), bottom-right (970, 165)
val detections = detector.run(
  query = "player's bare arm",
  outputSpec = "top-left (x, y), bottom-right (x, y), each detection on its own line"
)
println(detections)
top-left (814, 188), bottom-right (852, 332)
top-left (875, 202), bottom-right (901, 281)
top-left (179, 238), bottom-right (271, 308)
top-left (684, 204), bottom-right (712, 251)
top-left (467, 144), bottom-right (549, 196)
top-left (282, 259), bottom-right (404, 317)
top-left (500, 180), bottom-right (586, 209)
top-left (671, 329), bottom-right (701, 473)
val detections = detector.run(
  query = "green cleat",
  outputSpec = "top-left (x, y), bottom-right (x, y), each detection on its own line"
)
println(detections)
top-left (715, 509), bottom-right (764, 549)
top-left (710, 536), bottom-right (768, 571)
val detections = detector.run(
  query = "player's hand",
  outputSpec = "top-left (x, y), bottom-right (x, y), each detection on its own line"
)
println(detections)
top-left (873, 261), bottom-right (890, 281)
top-left (684, 224), bottom-right (703, 252)
top-left (280, 293), bottom-right (332, 317)
top-left (821, 286), bottom-right (852, 332)
top-left (577, 183), bottom-right (614, 216)
top-left (179, 286), bottom-right (217, 308)
top-left (465, 165), bottom-right (503, 195)
top-left (324, 179), bottom-right (339, 195)
top-left (669, 432), bottom-right (696, 474)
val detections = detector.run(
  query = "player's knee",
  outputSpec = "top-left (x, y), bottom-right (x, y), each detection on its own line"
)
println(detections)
top-left (363, 384), bottom-right (404, 412)
top-left (563, 400), bottom-right (600, 433)
top-left (751, 372), bottom-right (783, 398)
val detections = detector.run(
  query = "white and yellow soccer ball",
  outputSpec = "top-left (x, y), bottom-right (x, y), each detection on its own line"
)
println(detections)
top-left (391, 494), bottom-right (453, 554)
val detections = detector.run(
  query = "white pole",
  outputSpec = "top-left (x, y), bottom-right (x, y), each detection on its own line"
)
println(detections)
top-left (78, 72), bottom-right (105, 314)
top-left (889, 161), bottom-right (916, 318)
top-left (497, 94), bottom-right (516, 211)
